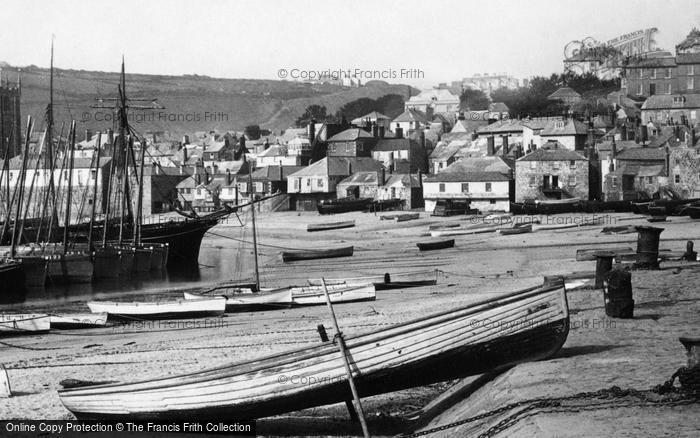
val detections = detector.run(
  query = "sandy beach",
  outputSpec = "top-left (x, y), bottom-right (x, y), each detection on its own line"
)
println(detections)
top-left (1, 209), bottom-right (699, 437)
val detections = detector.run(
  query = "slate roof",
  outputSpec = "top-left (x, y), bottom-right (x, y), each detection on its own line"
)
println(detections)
top-left (642, 94), bottom-right (700, 110)
top-left (430, 140), bottom-right (468, 160)
top-left (518, 142), bottom-right (587, 161)
top-left (489, 102), bottom-right (510, 113)
top-left (477, 119), bottom-right (524, 134)
top-left (540, 119), bottom-right (589, 136)
top-left (616, 146), bottom-right (667, 161)
top-left (287, 157), bottom-right (382, 178)
top-left (425, 171), bottom-right (512, 183)
top-left (393, 108), bottom-right (429, 124)
top-left (351, 111), bottom-right (391, 125)
top-left (373, 138), bottom-right (417, 152)
top-left (327, 128), bottom-right (374, 142)
top-left (547, 87), bottom-right (581, 100)
top-left (252, 165), bottom-right (305, 182)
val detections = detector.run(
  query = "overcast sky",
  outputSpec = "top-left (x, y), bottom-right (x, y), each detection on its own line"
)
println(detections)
top-left (1, 0), bottom-right (699, 87)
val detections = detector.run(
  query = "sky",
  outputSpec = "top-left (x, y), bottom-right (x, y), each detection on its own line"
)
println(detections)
top-left (1, 0), bottom-right (699, 88)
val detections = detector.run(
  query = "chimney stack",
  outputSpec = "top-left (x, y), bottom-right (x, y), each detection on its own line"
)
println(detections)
top-left (85, 129), bottom-right (92, 143)
top-left (502, 135), bottom-right (509, 156)
top-left (379, 126), bottom-right (385, 138)
top-left (487, 136), bottom-right (495, 156)
top-left (395, 124), bottom-right (403, 139)
top-left (182, 134), bottom-right (190, 145)
top-left (308, 119), bottom-right (316, 143)
top-left (372, 122), bottom-right (378, 138)
top-left (182, 146), bottom-right (188, 163)
top-left (420, 130), bottom-right (426, 150)
top-left (227, 169), bottom-right (232, 185)
top-left (380, 167), bottom-right (385, 185)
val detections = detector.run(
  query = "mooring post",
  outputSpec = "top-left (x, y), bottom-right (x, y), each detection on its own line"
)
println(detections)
top-left (604, 268), bottom-right (634, 318)
top-left (678, 336), bottom-right (700, 392)
top-left (683, 241), bottom-right (697, 262)
top-left (0, 364), bottom-right (11, 398)
top-left (320, 278), bottom-right (371, 438)
top-left (593, 251), bottom-right (616, 289)
top-left (634, 226), bottom-right (664, 269)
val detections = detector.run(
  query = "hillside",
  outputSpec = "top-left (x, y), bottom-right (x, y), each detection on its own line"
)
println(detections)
top-left (8, 64), bottom-right (415, 140)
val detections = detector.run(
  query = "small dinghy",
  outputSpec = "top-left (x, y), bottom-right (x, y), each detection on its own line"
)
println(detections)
top-left (87, 298), bottom-right (226, 320)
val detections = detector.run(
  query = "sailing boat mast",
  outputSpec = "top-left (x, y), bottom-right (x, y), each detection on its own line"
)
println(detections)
top-left (134, 136), bottom-right (146, 245)
top-left (10, 116), bottom-right (33, 258)
top-left (249, 171), bottom-right (260, 292)
top-left (117, 58), bottom-right (127, 245)
top-left (87, 133), bottom-right (102, 250)
top-left (45, 38), bottom-right (58, 242)
top-left (62, 121), bottom-right (76, 252)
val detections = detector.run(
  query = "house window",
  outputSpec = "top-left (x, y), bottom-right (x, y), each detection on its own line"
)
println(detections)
top-left (489, 200), bottom-right (496, 204)
top-left (650, 69), bottom-right (656, 79)
top-left (306, 178), bottom-right (311, 187)
top-left (91, 170), bottom-right (97, 180)
top-left (552, 162), bottom-right (560, 170)
top-left (317, 178), bottom-right (324, 187)
top-left (665, 68), bottom-right (671, 79)
top-left (569, 160), bottom-right (576, 168)
top-left (647, 177), bottom-right (653, 184)
top-left (611, 177), bottom-right (617, 188)
top-left (439, 183), bottom-right (445, 193)
top-left (196, 188), bottom-right (202, 195)
top-left (391, 187), bottom-right (396, 198)
top-left (529, 176), bottom-right (537, 185)
top-left (568, 175), bottom-right (576, 186)
top-left (637, 84), bottom-right (643, 95)
top-left (675, 175), bottom-right (681, 183)
top-left (689, 77), bottom-right (695, 90)
top-left (690, 65), bottom-right (695, 75)
top-left (666, 83), bottom-right (672, 94)
top-left (293, 179), bottom-right (300, 190)
top-left (461, 183), bottom-right (469, 193)
top-left (485, 182), bottom-right (492, 192)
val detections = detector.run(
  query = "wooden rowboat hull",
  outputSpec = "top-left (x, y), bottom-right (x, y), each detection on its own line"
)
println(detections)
top-left (308, 270), bottom-right (439, 290)
top-left (498, 224), bottom-right (533, 235)
top-left (306, 221), bottom-right (356, 232)
top-left (58, 278), bottom-right (569, 420)
top-left (282, 246), bottom-right (354, 262)
top-left (184, 284), bottom-right (376, 311)
top-left (416, 239), bottom-right (455, 251)
top-left (50, 313), bottom-right (109, 329)
top-left (0, 260), bottom-right (26, 304)
top-left (87, 298), bottom-right (226, 320)
top-left (0, 314), bottom-right (50, 336)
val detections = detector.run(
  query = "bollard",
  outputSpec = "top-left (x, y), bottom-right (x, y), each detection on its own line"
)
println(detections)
top-left (678, 337), bottom-right (700, 393)
top-left (593, 251), bottom-right (615, 289)
top-left (635, 226), bottom-right (664, 269)
top-left (603, 268), bottom-right (634, 318)
top-left (683, 241), bottom-right (697, 262)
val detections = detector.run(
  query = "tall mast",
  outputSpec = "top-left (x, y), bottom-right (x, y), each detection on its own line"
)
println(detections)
top-left (10, 116), bottom-right (33, 258)
top-left (117, 57), bottom-right (128, 245)
top-left (45, 39), bottom-right (58, 241)
top-left (134, 136), bottom-right (146, 245)
top-left (102, 129), bottom-right (116, 247)
top-left (87, 133), bottom-right (102, 250)
top-left (249, 171), bottom-right (260, 292)
top-left (63, 121), bottom-right (76, 252)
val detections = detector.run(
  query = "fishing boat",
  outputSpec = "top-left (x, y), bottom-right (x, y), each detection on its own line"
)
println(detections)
top-left (498, 224), bottom-right (533, 235)
top-left (0, 314), bottom-right (50, 336)
top-left (184, 284), bottom-right (376, 311)
top-left (0, 259), bottom-right (25, 303)
top-left (86, 297), bottom-right (226, 320)
top-left (306, 220), bottom-right (355, 232)
top-left (309, 269), bottom-right (439, 290)
top-left (50, 313), bottom-right (109, 329)
top-left (688, 205), bottom-right (700, 219)
top-left (58, 276), bottom-right (569, 421)
top-left (316, 198), bottom-right (372, 215)
top-left (416, 239), bottom-right (455, 251)
top-left (282, 246), bottom-right (354, 262)
top-left (395, 213), bottom-right (420, 222)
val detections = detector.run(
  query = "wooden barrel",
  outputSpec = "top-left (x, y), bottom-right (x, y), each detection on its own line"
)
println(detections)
top-left (593, 251), bottom-right (615, 289)
top-left (635, 226), bottom-right (664, 269)
top-left (604, 268), bottom-right (634, 318)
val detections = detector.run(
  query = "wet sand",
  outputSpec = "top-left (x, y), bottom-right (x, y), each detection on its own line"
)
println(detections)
top-left (1, 210), bottom-right (699, 437)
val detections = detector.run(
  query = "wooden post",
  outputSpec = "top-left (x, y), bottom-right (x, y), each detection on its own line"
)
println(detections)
top-left (320, 278), bottom-right (370, 438)
top-left (0, 364), bottom-right (11, 397)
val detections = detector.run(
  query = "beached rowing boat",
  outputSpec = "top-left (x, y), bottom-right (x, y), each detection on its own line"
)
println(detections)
top-left (282, 246), bottom-right (354, 262)
top-left (0, 314), bottom-right (50, 336)
top-left (308, 269), bottom-right (439, 290)
top-left (49, 313), bottom-right (109, 329)
top-left (306, 221), bottom-right (356, 232)
top-left (86, 298), bottom-right (226, 320)
top-left (395, 213), bottom-right (420, 222)
top-left (58, 276), bottom-right (569, 420)
top-left (498, 224), bottom-right (532, 235)
top-left (416, 239), bottom-right (455, 251)
top-left (184, 284), bottom-right (376, 311)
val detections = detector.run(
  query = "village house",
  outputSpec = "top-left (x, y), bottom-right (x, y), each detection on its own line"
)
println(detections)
top-left (476, 119), bottom-right (524, 151)
top-left (603, 144), bottom-right (668, 201)
top-left (641, 94), bottom-right (700, 125)
top-left (326, 128), bottom-right (377, 158)
top-left (336, 170), bottom-right (423, 209)
top-left (515, 141), bottom-right (592, 202)
top-left (351, 111), bottom-right (393, 130)
top-left (539, 118), bottom-right (590, 151)
top-left (371, 137), bottom-right (428, 174)
top-left (256, 144), bottom-right (306, 167)
top-left (392, 108), bottom-right (429, 135)
top-left (286, 156), bottom-right (383, 211)
top-left (547, 87), bottom-right (582, 107)
top-left (429, 139), bottom-right (468, 174)
top-left (405, 89), bottom-right (460, 114)
top-left (423, 155), bottom-right (514, 213)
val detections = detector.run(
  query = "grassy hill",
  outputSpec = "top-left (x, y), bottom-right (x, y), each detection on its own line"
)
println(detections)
top-left (10, 64), bottom-right (415, 140)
